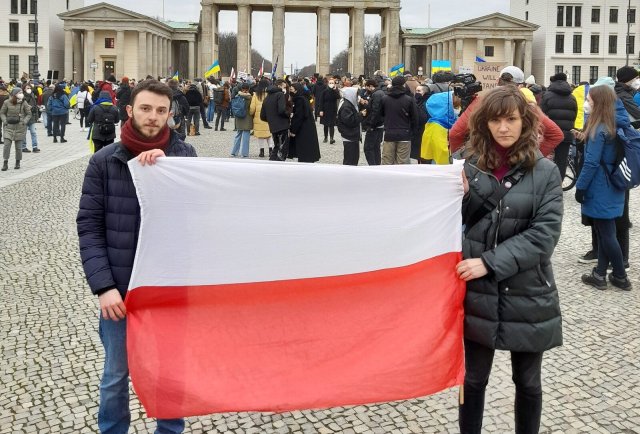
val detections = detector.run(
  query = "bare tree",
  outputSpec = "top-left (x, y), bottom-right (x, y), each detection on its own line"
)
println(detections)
top-left (218, 32), bottom-right (237, 76)
top-left (364, 34), bottom-right (381, 78)
top-left (330, 49), bottom-right (348, 76)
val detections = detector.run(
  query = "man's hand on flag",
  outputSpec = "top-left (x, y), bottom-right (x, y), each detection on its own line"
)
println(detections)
top-left (456, 258), bottom-right (488, 281)
top-left (137, 149), bottom-right (166, 166)
top-left (99, 289), bottom-right (127, 321)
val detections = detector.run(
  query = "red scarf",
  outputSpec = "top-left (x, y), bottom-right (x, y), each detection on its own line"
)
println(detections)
top-left (120, 118), bottom-right (171, 157)
top-left (493, 142), bottom-right (511, 182)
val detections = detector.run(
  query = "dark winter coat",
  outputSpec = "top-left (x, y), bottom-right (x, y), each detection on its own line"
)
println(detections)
top-left (116, 85), bottom-right (131, 122)
top-left (172, 88), bottom-right (190, 120)
top-left (614, 82), bottom-right (640, 128)
top-left (541, 80), bottom-right (578, 142)
top-left (462, 155), bottom-right (563, 353)
top-left (289, 94), bottom-right (320, 163)
top-left (362, 87), bottom-right (385, 130)
top-left (76, 132), bottom-right (197, 300)
top-left (575, 100), bottom-right (629, 219)
top-left (380, 86), bottom-right (418, 142)
top-left (185, 86), bottom-right (204, 107)
top-left (47, 93), bottom-right (70, 116)
top-left (87, 103), bottom-right (120, 141)
top-left (318, 87), bottom-right (340, 127)
top-left (0, 99), bottom-right (31, 141)
top-left (337, 99), bottom-right (362, 143)
top-left (23, 92), bottom-right (39, 125)
top-left (260, 86), bottom-right (289, 133)
top-left (411, 93), bottom-right (429, 159)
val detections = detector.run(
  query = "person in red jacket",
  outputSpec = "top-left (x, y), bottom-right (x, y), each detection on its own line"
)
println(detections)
top-left (450, 66), bottom-right (563, 158)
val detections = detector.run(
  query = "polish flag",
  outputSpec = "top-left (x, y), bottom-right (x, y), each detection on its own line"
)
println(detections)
top-left (126, 158), bottom-right (466, 419)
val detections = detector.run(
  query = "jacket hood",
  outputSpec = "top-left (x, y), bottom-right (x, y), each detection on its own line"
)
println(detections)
top-left (614, 81), bottom-right (633, 94)
top-left (387, 86), bottom-right (407, 98)
top-left (341, 87), bottom-right (359, 109)
top-left (615, 98), bottom-right (631, 128)
top-left (547, 80), bottom-right (573, 96)
top-left (267, 85), bottom-right (282, 94)
top-left (426, 91), bottom-right (457, 129)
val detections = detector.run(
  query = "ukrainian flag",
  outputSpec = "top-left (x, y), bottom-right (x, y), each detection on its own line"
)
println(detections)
top-left (431, 60), bottom-right (452, 74)
top-left (172, 71), bottom-right (179, 80)
top-left (390, 63), bottom-right (405, 77)
top-left (204, 60), bottom-right (221, 78)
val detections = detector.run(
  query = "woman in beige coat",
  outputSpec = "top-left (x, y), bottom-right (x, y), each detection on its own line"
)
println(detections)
top-left (250, 79), bottom-right (272, 157)
top-left (0, 88), bottom-right (32, 170)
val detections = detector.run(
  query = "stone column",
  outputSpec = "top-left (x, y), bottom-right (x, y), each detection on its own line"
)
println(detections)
top-left (403, 42), bottom-right (412, 73)
top-left (237, 5), bottom-right (251, 74)
top-left (152, 34), bottom-right (158, 77)
top-left (116, 30), bottom-right (125, 79)
top-left (159, 37), bottom-right (165, 77)
top-left (455, 38), bottom-right (464, 73)
top-left (348, 6), bottom-right (365, 76)
top-left (476, 37), bottom-right (485, 59)
top-left (386, 7), bottom-right (401, 72)
top-left (72, 30), bottom-right (83, 81)
top-left (64, 29), bottom-right (73, 81)
top-left (272, 5), bottom-right (285, 78)
top-left (436, 42), bottom-right (443, 60)
top-left (448, 40), bottom-right (455, 68)
top-left (524, 38), bottom-right (533, 76)
top-left (188, 40), bottom-right (195, 79)
top-left (201, 5), bottom-right (212, 77)
top-left (137, 31), bottom-right (146, 79)
top-left (443, 41), bottom-right (450, 61)
top-left (316, 7), bottom-right (331, 76)
top-left (167, 39), bottom-right (172, 77)
top-left (146, 32), bottom-right (153, 78)
top-left (504, 38), bottom-right (513, 65)
top-left (85, 30), bottom-right (95, 81)
top-left (426, 45), bottom-right (432, 77)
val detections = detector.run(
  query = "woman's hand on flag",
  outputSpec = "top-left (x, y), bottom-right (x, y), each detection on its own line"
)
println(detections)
top-left (99, 289), bottom-right (127, 321)
top-left (456, 258), bottom-right (488, 281)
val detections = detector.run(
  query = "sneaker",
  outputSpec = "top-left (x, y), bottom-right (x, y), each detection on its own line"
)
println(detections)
top-left (609, 274), bottom-right (632, 291)
top-left (22, 148), bottom-right (31, 153)
top-left (330, 139), bottom-right (336, 144)
top-left (32, 148), bottom-right (40, 153)
top-left (204, 125), bottom-right (212, 129)
top-left (220, 128), bottom-right (227, 131)
top-left (61, 138), bottom-right (68, 143)
top-left (582, 269), bottom-right (607, 290)
top-left (53, 138), bottom-right (58, 143)
top-left (578, 250), bottom-right (598, 264)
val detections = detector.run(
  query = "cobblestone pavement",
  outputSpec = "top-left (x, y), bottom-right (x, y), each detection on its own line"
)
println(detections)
top-left (1, 119), bottom-right (639, 433)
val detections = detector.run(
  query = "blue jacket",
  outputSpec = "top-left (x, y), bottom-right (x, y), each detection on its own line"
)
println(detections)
top-left (77, 132), bottom-right (197, 299)
top-left (47, 94), bottom-right (70, 116)
top-left (575, 100), bottom-right (628, 219)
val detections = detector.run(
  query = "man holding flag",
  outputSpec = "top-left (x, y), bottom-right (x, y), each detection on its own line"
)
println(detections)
top-left (77, 79), bottom-right (197, 434)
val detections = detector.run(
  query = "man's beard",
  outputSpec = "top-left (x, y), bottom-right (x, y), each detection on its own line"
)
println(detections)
top-left (131, 113), bottom-right (163, 138)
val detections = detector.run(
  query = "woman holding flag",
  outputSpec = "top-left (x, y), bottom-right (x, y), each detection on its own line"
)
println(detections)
top-left (457, 85), bottom-right (563, 434)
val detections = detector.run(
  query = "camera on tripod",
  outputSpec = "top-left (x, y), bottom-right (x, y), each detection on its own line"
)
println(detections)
top-left (451, 74), bottom-right (483, 99)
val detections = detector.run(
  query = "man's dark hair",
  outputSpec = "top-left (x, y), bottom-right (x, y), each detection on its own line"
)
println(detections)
top-left (275, 79), bottom-right (286, 86)
top-left (130, 79), bottom-right (173, 107)
top-left (365, 79), bottom-right (377, 87)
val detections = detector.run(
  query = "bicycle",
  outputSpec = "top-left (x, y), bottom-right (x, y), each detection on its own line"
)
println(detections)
top-left (561, 143), bottom-right (582, 192)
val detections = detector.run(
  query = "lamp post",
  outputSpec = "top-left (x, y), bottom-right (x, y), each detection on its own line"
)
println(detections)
top-left (32, 0), bottom-right (40, 81)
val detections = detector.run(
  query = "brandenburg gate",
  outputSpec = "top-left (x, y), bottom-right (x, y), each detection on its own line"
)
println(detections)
top-left (199, 0), bottom-right (401, 77)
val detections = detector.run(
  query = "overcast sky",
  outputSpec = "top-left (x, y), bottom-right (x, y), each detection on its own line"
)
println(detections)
top-left (87, 0), bottom-right (509, 71)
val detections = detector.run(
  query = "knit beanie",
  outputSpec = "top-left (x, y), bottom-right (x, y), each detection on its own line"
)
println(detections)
top-left (616, 66), bottom-right (638, 83)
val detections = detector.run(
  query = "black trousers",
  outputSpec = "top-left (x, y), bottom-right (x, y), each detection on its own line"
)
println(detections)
top-left (553, 139), bottom-right (572, 180)
top-left (199, 104), bottom-right (210, 127)
top-left (589, 190), bottom-right (630, 262)
top-left (269, 130), bottom-right (290, 161)
top-left (93, 138), bottom-right (114, 153)
top-left (323, 125), bottom-right (335, 141)
top-left (459, 339), bottom-right (543, 434)
top-left (343, 140), bottom-right (359, 166)
top-left (363, 128), bottom-right (383, 165)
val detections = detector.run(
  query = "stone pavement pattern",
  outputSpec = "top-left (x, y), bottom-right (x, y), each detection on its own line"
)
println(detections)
top-left (0, 120), bottom-right (639, 433)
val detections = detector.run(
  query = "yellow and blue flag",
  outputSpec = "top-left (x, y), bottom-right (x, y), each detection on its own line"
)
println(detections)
top-left (431, 60), bottom-right (452, 74)
top-left (390, 63), bottom-right (405, 77)
top-left (172, 71), bottom-right (179, 80)
top-left (204, 60), bottom-right (220, 78)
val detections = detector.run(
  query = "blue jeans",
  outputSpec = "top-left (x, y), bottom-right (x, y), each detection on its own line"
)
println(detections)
top-left (23, 122), bottom-right (39, 150)
top-left (207, 101), bottom-right (216, 122)
top-left (98, 316), bottom-right (184, 434)
top-left (232, 130), bottom-right (250, 157)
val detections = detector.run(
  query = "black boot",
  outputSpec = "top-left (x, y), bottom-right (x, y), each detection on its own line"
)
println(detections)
top-left (14, 160), bottom-right (20, 170)
top-left (259, 148), bottom-right (265, 158)
top-left (269, 147), bottom-right (273, 157)
top-left (1, 160), bottom-right (7, 171)
top-left (582, 268), bottom-right (607, 290)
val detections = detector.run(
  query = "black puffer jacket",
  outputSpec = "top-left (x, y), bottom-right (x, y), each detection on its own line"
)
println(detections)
top-left (541, 80), bottom-right (577, 142)
top-left (77, 132), bottom-right (197, 300)
top-left (380, 86), bottom-right (418, 142)
top-left (614, 82), bottom-right (640, 128)
top-left (87, 104), bottom-right (120, 141)
top-left (362, 87), bottom-right (385, 130)
top-left (260, 86), bottom-right (289, 133)
top-left (337, 99), bottom-right (362, 142)
top-left (462, 155), bottom-right (563, 353)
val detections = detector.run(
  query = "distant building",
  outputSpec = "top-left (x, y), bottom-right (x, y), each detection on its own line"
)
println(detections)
top-left (401, 13), bottom-right (538, 78)
top-left (510, 0), bottom-right (640, 85)
top-left (0, 0), bottom-right (84, 82)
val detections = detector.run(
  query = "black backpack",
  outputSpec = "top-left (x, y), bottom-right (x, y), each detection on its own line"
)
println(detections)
top-left (213, 88), bottom-right (224, 104)
top-left (97, 106), bottom-right (116, 136)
